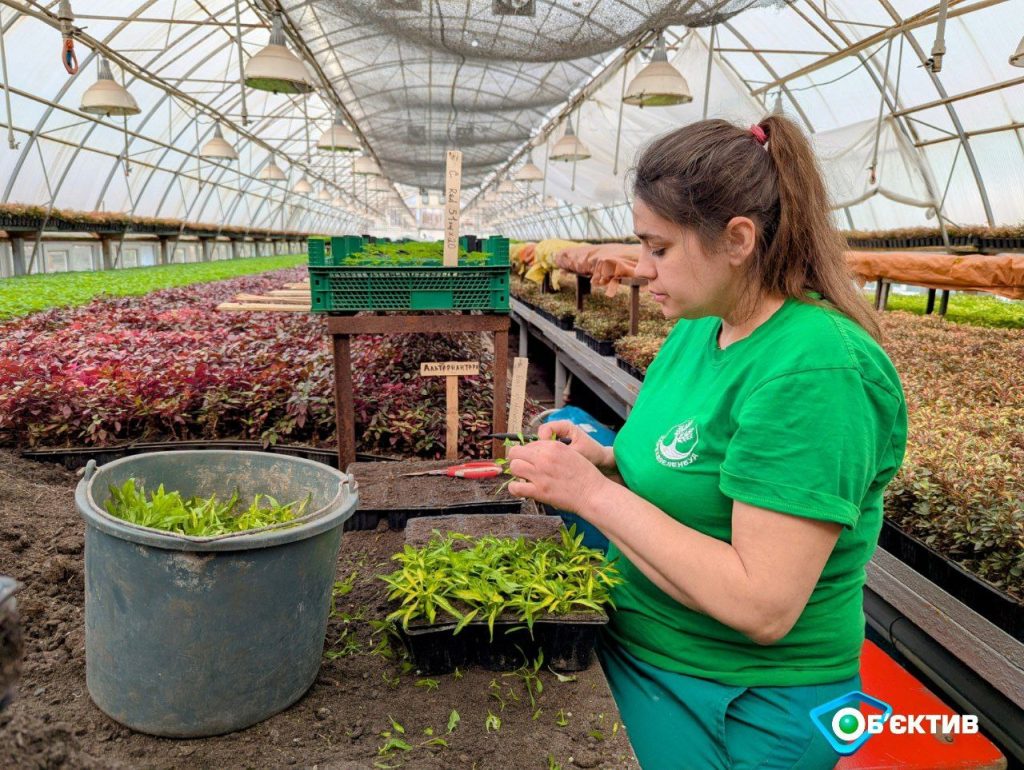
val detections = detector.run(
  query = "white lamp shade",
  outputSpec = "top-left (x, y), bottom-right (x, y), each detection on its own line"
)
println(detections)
top-left (497, 179), bottom-right (517, 194)
top-left (544, 195), bottom-right (560, 208)
top-left (514, 157), bottom-right (544, 182)
top-left (624, 36), bottom-right (693, 107)
top-left (550, 123), bottom-right (591, 162)
top-left (484, 190), bottom-right (498, 202)
top-left (331, 195), bottom-right (345, 207)
top-left (292, 176), bottom-right (313, 194)
top-left (259, 156), bottom-right (286, 181)
top-left (200, 124), bottom-right (238, 160)
top-left (317, 188), bottom-right (332, 201)
top-left (80, 58), bottom-right (140, 117)
top-left (317, 109), bottom-right (361, 151)
top-left (370, 177), bottom-right (392, 191)
top-left (244, 13), bottom-right (313, 94)
top-left (353, 156), bottom-right (381, 176)
top-left (1012, 35), bottom-right (1024, 67)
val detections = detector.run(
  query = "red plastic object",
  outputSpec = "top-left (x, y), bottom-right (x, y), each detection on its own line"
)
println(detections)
top-left (835, 640), bottom-right (1006, 769)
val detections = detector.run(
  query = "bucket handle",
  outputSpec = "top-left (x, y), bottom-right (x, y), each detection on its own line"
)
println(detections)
top-left (89, 471), bottom-right (359, 544)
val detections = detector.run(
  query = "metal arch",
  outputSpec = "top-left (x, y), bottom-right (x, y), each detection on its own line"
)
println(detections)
top-left (0, 0), bottom-right (161, 202)
top-left (796, 2), bottom-right (950, 230)
top-left (95, 17), bottom-right (246, 213)
top-left (873, 0), bottom-right (995, 225)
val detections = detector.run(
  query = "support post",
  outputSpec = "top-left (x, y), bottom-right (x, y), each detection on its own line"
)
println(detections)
top-left (10, 235), bottom-right (26, 276)
top-left (158, 236), bottom-right (174, 265)
top-left (879, 281), bottom-right (891, 311)
top-left (99, 236), bottom-right (115, 270)
top-left (576, 274), bottom-right (591, 313)
top-left (620, 276), bottom-right (649, 336)
top-left (925, 288), bottom-right (936, 315)
top-left (554, 358), bottom-right (567, 409)
top-left (332, 334), bottom-right (356, 471)
top-left (493, 326), bottom-right (509, 459)
top-left (200, 237), bottom-right (215, 262)
top-left (518, 324), bottom-right (528, 358)
top-left (939, 290), bottom-right (950, 317)
top-left (231, 239), bottom-right (242, 260)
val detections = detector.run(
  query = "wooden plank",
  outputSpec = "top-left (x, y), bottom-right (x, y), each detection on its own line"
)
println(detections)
top-left (445, 375), bottom-right (459, 460)
top-left (327, 314), bottom-right (510, 335)
top-left (508, 357), bottom-right (529, 435)
top-left (444, 150), bottom-right (462, 267)
top-left (283, 282), bottom-right (310, 289)
top-left (233, 293), bottom-right (307, 304)
top-left (216, 302), bottom-right (308, 312)
top-left (867, 549), bottom-right (1024, 709)
top-left (267, 290), bottom-right (311, 297)
top-left (420, 361), bottom-right (480, 377)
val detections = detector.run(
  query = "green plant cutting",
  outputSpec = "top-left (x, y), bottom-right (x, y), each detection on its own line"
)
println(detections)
top-left (379, 526), bottom-right (622, 639)
top-left (103, 478), bottom-right (309, 536)
top-left (334, 242), bottom-right (494, 267)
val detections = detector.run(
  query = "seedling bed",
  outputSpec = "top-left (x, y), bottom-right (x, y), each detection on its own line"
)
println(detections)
top-left (346, 459), bottom-right (524, 530)
top-left (878, 520), bottom-right (1023, 641)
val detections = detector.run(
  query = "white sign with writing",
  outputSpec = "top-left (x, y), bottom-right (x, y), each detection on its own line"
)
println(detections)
top-left (420, 361), bottom-right (480, 377)
top-left (443, 150), bottom-right (462, 267)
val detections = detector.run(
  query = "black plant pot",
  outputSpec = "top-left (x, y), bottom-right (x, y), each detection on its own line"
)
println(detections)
top-left (615, 356), bottom-right (646, 382)
top-left (878, 519), bottom-right (1023, 642)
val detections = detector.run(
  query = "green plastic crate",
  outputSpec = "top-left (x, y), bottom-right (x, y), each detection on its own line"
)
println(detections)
top-left (307, 237), bottom-right (330, 266)
top-left (309, 238), bottom-right (510, 313)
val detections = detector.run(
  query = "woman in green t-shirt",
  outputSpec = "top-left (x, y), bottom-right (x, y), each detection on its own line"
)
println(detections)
top-left (507, 115), bottom-right (908, 770)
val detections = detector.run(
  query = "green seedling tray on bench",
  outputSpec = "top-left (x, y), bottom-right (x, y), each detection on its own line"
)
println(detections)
top-left (309, 237), bottom-right (510, 313)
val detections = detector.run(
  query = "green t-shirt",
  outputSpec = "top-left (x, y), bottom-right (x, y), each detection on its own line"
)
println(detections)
top-left (607, 297), bottom-right (907, 687)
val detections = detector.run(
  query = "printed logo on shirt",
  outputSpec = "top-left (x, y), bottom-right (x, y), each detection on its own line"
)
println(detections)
top-left (655, 419), bottom-right (700, 468)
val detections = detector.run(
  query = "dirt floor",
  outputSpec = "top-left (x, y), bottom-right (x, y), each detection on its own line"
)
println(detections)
top-left (0, 450), bottom-right (638, 769)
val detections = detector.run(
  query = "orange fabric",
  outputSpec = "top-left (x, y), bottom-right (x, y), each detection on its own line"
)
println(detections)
top-left (846, 250), bottom-right (1024, 300)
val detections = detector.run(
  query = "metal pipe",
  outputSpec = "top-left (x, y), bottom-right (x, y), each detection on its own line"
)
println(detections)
top-left (0, 6), bottom-right (17, 149)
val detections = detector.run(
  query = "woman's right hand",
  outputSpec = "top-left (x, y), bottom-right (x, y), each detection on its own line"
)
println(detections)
top-left (536, 420), bottom-right (615, 472)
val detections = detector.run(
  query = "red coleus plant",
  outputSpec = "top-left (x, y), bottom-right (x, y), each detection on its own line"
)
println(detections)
top-left (0, 268), bottom-right (515, 459)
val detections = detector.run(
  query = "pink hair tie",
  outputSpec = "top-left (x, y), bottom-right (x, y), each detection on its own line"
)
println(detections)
top-left (750, 124), bottom-right (768, 147)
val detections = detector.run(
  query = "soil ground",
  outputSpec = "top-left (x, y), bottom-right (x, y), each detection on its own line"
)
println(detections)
top-left (0, 450), bottom-right (638, 770)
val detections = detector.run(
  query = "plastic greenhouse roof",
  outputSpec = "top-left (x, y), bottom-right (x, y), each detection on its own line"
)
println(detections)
top-left (0, 0), bottom-right (1021, 237)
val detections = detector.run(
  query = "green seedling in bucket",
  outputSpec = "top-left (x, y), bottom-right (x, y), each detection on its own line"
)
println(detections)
top-left (104, 478), bottom-right (309, 536)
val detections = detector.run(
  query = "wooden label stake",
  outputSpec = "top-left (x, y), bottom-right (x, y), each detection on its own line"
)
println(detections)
top-left (444, 150), bottom-right (463, 267)
top-left (420, 360), bottom-right (480, 459)
top-left (508, 357), bottom-right (529, 436)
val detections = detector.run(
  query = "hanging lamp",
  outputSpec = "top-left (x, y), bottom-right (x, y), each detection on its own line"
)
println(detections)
top-left (1011, 35), bottom-right (1024, 67)
top-left (80, 57), bottom-right (140, 116)
top-left (259, 154), bottom-right (286, 181)
top-left (353, 156), bottom-right (381, 176)
top-left (317, 109), bottom-right (361, 152)
top-left (623, 33), bottom-right (693, 107)
top-left (332, 195), bottom-right (346, 207)
top-left (317, 188), bottom-right (332, 201)
top-left (244, 11), bottom-right (313, 94)
top-left (292, 176), bottom-right (313, 194)
top-left (544, 195), bottom-right (559, 208)
top-left (514, 154), bottom-right (544, 182)
top-left (199, 123), bottom-right (238, 160)
top-left (497, 179), bottom-right (517, 194)
top-left (550, 121), bottom-right (591, 162)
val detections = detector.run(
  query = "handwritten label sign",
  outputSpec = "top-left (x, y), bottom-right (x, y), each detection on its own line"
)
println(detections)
top-left (420, 361), bottom-right (480, 377)
top-left (443, 150), bottom-right (462, 267)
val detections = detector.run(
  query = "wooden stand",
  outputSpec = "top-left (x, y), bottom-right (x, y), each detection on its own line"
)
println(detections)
top-left (327, 314), bottom-right (510, 470)
top-left (620, 276), bottom-right (649, 335)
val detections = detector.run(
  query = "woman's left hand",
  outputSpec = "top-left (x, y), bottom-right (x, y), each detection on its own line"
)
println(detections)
top-left (506, 440), bottom-right (610, 515)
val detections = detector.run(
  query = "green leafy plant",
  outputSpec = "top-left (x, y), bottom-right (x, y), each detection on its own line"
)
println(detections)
top-left (379, 526), bottom-right (622, 640)
top-left (103, 478), bottom-right (308, 536)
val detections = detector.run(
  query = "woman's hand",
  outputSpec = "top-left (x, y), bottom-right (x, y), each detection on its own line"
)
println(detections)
top-left (536, 420), bottom-right (615, 471)
top-left (506, 439), bottom-right (610, 515)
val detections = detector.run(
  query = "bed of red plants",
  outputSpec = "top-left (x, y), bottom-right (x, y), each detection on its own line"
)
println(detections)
top-left (0, 268), bottom-right (499, 459)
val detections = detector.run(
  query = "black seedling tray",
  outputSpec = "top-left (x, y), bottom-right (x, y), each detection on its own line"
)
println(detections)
top-left (575, 329), bottom-right (616, 357)
top-left (534, 306), bottom-right (575, 330)
top-left (615, 356), bottom-right (646, 382)
top-left (344, 500), bottom-right (523, 531)
top-left (400, 615), bottom-right (608, 675)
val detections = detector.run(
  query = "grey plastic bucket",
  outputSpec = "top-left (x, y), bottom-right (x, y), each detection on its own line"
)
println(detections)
top-left (75, 450), bottom-right (358, 737)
